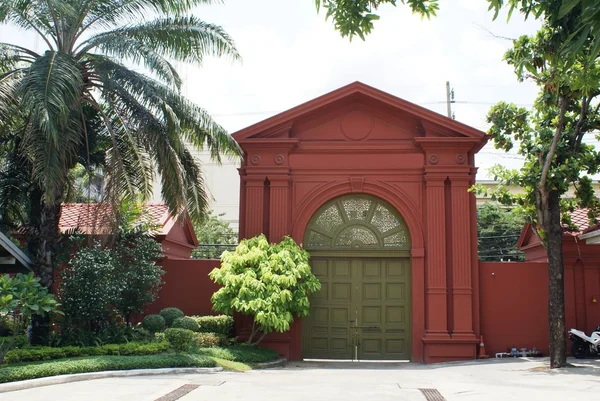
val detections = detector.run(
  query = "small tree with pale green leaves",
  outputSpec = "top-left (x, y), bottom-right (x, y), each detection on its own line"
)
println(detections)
top-left (209, 235), bottom-right (321, 345)
top-left (0, 273), bottom-right (62, 363)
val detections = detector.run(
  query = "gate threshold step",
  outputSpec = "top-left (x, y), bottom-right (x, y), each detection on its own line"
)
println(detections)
top-left (303, 359), bottom-right (410, 363)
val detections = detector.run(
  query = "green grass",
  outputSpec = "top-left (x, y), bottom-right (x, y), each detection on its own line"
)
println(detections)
top-left (0, 354), bottom-right (215, 384)
top-left (211, 358), bottom-right (253, 372)
top-left (194, 345), bottom-right (280, 363)
top-left (0, 344), bottom-right (281, 383)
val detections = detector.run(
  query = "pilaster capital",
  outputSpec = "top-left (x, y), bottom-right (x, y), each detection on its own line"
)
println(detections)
top-left (243, 175), bottom-right (266, 187)
top-left (268, 175), bottom-right (292, 187)
top-left (424, 174), bottom-right (447, 187)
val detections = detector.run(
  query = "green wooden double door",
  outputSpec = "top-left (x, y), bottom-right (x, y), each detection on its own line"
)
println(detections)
top-left (302, 257), bottom-right (411, 360)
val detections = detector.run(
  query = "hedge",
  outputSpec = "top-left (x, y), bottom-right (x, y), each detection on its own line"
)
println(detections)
top-left (0, 354), bottom-right (215, 383)
top-left (190, 315), bottom-right (233, 336)
top-left (3, 341), bottom-right (169, 364)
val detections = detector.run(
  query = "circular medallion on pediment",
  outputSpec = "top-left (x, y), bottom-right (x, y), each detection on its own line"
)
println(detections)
top-left (341, 111), bottom-right (373, 141)
top-left (456, 153), bottom-right (466, 165)
top-left (250, 155), bottom-right (261, 165)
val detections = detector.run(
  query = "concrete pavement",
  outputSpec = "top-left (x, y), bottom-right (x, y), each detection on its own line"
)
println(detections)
top-left (1, 357), bottom-right (599, 401)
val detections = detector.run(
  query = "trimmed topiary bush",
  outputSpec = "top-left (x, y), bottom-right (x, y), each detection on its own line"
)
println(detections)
top-left (172, 317), bottom-right (199, 332)
top-left (160, 307), bottom-right (184, 327)
top-left (193, 332), bottom-right (220, 348)
top-left (164, 328), bottom-right (195, 353)
top-left (142, 314), bottom-right (166, 333)
top-left (190, 315), bottom-right (234, 336)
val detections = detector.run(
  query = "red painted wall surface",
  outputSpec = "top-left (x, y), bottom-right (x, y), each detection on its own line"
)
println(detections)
top-left (480, 261), bottom-right (600, 356)
top-left (146, 259), bottom-right (220, 317)
top-left (479, 262), bottom-right (550, 355)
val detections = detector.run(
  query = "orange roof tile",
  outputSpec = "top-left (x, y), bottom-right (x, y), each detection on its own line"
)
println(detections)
top-left (59, 203), bottom-right (171, 235)
top-left (564, 208), bottom-right (600, 236)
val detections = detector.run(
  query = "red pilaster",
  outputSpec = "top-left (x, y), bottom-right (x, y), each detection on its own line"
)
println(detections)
top-left (425, 174), bottom-right (450, 338)
top-left (450, 175), bottom-right (476, 338)
top-left (412, 248), bottom-right (426, 362)
top-left (269, 175), bottom-right (292, 242)
top-left (244, 176), bottom-right (265, 238)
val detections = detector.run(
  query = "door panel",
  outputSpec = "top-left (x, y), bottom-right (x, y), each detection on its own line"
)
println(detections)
top-left (302, 257), bottom-right (411, 360)
top-left (302, 258), bottom-right (354, 359)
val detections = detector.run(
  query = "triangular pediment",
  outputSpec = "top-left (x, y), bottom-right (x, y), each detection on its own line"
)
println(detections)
top-left (233, 82), bottom-right (488, 144)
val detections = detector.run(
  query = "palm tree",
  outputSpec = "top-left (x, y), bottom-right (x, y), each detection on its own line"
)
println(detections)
top-left (0, 0), bottom-right (242, 286)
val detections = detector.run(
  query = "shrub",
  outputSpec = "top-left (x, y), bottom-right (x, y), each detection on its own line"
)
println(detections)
top-left (58, 242), bottom-right (118, 326)
top-left (193, 332), bottom-right (220, 348)
top-left (160, 308), bottom-right (184, 327)
top-left (113, 234), bottom-right (164, 323)
top-left (0, 335), bottom-right (28, 349)
top-left (2, 341), bottom-right (170, 364)
top-left (142, 315), bottom-right (166, 333)
top-left (210, 235), bottom-right (321, 345)
top-left (0, 273), bottom-right (62, 363)
top-left (0, 354), bottom-right (215, 383)
top-left (172, 317), bottom-right (199, 332)
top-left (164, 328), bottom-right (194, 353)
top-left (190, 315), bottom-right (234, 336)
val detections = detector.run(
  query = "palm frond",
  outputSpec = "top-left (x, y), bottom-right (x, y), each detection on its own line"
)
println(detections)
top-left (0, 132), bottom-right (36, 229)
top-left (19, 50), bottom-right (84, 200)
top-left (78, 35), bottom-right (182, 89)
top-left (0, 68), bottom-right (24, 122)
top-left (88, 55), bottom-right (242, 162)
top-left (88, 96), bottom-right (154, 202)
top-left (78, 15), bottom-right (240, 64)
top-left (0, 0), bottom-right (60, 49)
top-left (80, 0), bottom-right (221, 33)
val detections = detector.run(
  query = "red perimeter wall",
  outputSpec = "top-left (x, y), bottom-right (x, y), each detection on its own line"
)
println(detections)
top-left (480, 261), bottom-right (600, 356)
top-left (145, 259), bottom-right (220, 317)
top-left (145, 258), bottom-right (600, 361)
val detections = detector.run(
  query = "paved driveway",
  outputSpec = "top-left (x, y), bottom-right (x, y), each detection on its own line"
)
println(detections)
top-left (2, 358), bottom-right (599, 401)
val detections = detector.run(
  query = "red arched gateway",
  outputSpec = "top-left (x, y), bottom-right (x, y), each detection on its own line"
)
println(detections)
top-left (233, 82), bottom-right (488, 363)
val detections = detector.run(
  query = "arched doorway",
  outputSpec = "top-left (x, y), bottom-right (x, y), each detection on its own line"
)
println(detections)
top-left (301, 194), bottom-right (412, 360)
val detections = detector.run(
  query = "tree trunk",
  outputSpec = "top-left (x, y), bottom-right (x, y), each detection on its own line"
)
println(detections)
top-left (36, 192), bottom-right (64, 288)
top-left (545, 190), bottom-right (567, 368)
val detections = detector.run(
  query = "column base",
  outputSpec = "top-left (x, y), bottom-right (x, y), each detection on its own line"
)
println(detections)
top-left (422, 337), bottom-right (479, 363)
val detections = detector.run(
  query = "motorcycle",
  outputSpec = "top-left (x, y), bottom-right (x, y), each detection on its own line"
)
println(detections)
top-left (568, 324), bottom-right (600, 359)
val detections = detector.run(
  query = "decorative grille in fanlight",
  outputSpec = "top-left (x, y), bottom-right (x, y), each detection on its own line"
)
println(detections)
top-left (305, 195), bottom-right (410, 250)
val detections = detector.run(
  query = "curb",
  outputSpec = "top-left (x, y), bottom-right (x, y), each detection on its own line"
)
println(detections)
top-left (254, 358), bottom-right (287, 369)
top-left (0, 367), bottom-right (223, 394)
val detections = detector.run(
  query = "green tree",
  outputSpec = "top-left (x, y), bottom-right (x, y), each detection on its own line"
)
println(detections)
top-left (58, 203), bottom-right (164, 332)
top-left (191, 210), bottom-right (237, 259)
top-left (479, 22), bottom-right (600, 367)
top-left (0, 0), bottom-right (242, 287)
top-left (477, 203), bottom-right (525, 262)
top-left (113, 230), bottom-right (163, 325)
top-left (209, 235), bottom-right (321, 345)
top-left (0, 272), bottom-right (62, 363)
top-left (314, 0), bottom-right (598, 57)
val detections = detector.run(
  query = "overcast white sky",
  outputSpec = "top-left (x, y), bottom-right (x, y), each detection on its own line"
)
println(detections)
top-left (0, 0), bottom-right (555, 223)
top-left (176, 0), bottom-right (542, 177)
